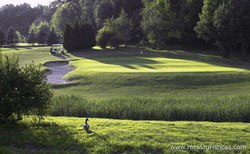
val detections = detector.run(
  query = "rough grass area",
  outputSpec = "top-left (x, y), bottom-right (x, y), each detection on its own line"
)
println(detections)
top-left (0, 117), bottom-right (249, 153)
top-left (49, 95), bottom-right (250, 122)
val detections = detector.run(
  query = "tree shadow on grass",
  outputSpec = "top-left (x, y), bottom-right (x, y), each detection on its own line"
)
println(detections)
top-left (0, 122), bottom-right (165, 153)
top-left (86, 130), bottom-right (163, 153)
top-left (51, 54), bottom-right (67, 59)
top-left (70, 47), bottom-right (250, 71)
top-left (148, 47), bottom-right (250, 71)
top-left (51, 52), bottom-right (71, 59)
top-left (88, 54), bottom-right (161, 70)
top-left (0, 121), bottom-right (87, 153)
top-left (70, 48), bottom-right (162, 70)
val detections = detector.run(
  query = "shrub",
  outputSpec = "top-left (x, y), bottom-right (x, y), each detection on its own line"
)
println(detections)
top-left (110, 35), bottom-right (123, 49)
top-left (0, 53), bottom-right (52, 124)
top-left (96, 9), bottom-right (133, 49)
top-left (96, 29), bottom-right (114, 49)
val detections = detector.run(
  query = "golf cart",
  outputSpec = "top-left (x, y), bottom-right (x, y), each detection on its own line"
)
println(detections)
top-left (50, 44), bottom-right (64, 55)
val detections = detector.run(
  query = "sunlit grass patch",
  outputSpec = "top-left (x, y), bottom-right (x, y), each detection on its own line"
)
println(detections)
top-left (0, 117), bottom-right (249, 153)
top-left (68, 54), bottom-right (245, 74)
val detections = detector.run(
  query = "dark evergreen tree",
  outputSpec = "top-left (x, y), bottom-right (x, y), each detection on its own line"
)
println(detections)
top-left (63, 24), bottom-right (74, 51)
top-left (73, 21), bottom-right (81, 49)
top-left (27, 30), bottom-right (36, 46)
top-left (0, 28), bottom-right (6, 47)
top-left (46, 28), bottom-right (59, 46)
top-left (80, 23), bottom-right (96, 49)
top-left (6, 27), bottom-right (17, 46)
top-left (37, 28), bottom-right (47, 45)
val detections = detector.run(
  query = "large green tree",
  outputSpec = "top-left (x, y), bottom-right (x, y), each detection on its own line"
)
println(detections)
top-left (96, 9), bottom-right (133, 49)
top-left (194, 0), bottom-right (228, 57)
top-left (51, 2), bottom-right (82, 36)
top-left (195, 0), bottom-right (250, 58)
top-left (141, 0), bottom-right (180, 48)
top-left (29, 21), bottom-right (50, 38)
top-left (178, 0), bottom-right (204, 45)
top-left (94, 0), bottom-right (114, 29)
top-left (194, 0), bottom-right (221, 42)
top-left (212, 1), bottom-right (233, 58)
top-left (79, 0), bottom-right (96, 28)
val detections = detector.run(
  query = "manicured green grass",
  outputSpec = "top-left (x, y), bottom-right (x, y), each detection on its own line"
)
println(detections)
top-left (0, 117), bottom-right (249, 153)
top-left (1, 46), bottom-right (64, 66)
top-left (68, 54), bottom-right (243, 73)
top-left (61, 49), bottom-right (250, 98)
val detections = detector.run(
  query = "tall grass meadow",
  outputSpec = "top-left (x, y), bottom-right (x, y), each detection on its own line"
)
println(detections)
top-left (49, 95), bottom-right (250, 122)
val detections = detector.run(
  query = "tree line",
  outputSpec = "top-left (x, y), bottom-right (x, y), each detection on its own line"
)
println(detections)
top-left (0, 0), bottom-right (250, 58)
top-left (0, 26), bottom-right (59, 46)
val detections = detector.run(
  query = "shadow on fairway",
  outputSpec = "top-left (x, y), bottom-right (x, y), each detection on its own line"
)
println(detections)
top-left (69, 47), bottom-right (250, 71)
top-left (70, 49), bottom-right (161, 70)
top-left (51, 52), bottom-right (71, 59)
top-left (88, 130), bottom-right (163, 153)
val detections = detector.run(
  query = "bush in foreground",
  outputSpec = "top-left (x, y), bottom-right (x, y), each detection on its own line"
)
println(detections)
top-left (0, 53), bottom-right (52, 124)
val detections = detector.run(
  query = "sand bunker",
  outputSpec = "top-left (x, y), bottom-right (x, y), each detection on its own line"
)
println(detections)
top-left (44, 61), bottom-right (74, 84)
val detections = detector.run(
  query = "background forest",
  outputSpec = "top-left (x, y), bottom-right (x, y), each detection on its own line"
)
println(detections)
top-left (0, 0), bottom-right (249, 59)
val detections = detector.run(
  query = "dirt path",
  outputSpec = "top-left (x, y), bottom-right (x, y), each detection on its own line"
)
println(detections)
top-left (44, 61), bottom-right (74, 84)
